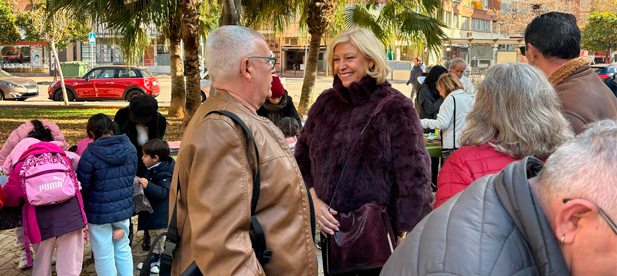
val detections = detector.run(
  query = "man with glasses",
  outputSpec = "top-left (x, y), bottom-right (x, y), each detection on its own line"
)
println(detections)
top-left (168, 25), bottom-right (317, 275)
top-left (381, 120), bottom-right (617, 276)
top-left (523, 12), bottom-right (617, 134)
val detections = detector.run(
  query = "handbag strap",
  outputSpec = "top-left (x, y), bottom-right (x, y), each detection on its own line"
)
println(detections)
top-left (328, 95), bottom-right (396, 208)
top-left (452, 96), bottom-right (457, 149)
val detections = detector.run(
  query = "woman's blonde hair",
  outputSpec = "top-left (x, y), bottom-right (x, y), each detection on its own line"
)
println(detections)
top-left (460, 63), bottom-right (573, 160)
top-left (436, 73), bottom-right (464, 97)
top-left (325, 28), bottom-right (390, 85)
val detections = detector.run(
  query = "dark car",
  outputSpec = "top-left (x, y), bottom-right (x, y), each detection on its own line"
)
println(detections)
top-left (48, 66), bottom-right (160, 102)
top-left (591, 64), bottom-right (617, 80)
top-left (605, 74), bottom-right (617, 98)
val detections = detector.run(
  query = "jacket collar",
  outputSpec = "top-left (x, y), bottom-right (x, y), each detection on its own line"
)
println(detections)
top-left (333, 75), bottom-right (389, 106)
top-left (493, 157), bottom-right (569, 275)
top-left (548, 57), bottom-right (591, 86)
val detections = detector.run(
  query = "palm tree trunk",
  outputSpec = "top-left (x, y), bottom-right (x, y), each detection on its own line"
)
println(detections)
top-left (180, 0), bottom-right (202, 126)
top-left (298, 33), bottom-right (322, 116)
top-left (220, 0), bottom-right (241, 25)
top-left (168, 30), bottom-right (185, 117)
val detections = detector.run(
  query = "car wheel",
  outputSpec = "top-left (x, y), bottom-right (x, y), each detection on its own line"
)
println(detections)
top-left (125, 89), bottom-right (143, 102)
top-left (0, 90), bottom-right (4, 101)
top-left (17, 98), bottom-right (26, 101)
top-left (53, 89), bottom-right (75, 102)
top-left (201, 91), bottom-right (207, 102)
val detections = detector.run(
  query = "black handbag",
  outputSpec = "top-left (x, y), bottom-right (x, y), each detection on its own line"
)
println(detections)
top-left (440, 96), bottom-right (457, 162)
top-left (142, 110), bottom-right (315, 276)
top-left (325, 95), bottom-right (397, 275)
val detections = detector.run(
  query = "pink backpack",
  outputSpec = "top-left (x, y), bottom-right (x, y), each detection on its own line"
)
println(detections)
top-left (18, 150), bottom-right (77, 206)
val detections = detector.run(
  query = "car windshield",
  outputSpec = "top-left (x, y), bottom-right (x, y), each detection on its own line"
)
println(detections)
top-left (594, 67), bottom-right (609, 74)
top-left (140, 69), bottom-right (153, 77)
top-left (0, 70), bottom-right (11, 77)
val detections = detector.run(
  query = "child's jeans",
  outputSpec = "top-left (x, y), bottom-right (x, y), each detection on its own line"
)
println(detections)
top-left (88, 219), bottom-right (133, 276)
top-left (149, 228), bottom-right (167, 254)
top-left (33, 229), bottom-right (83, 276)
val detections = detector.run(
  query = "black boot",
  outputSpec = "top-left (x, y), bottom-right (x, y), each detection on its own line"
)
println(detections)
top-left (142, 231), bottom-right (151, 251)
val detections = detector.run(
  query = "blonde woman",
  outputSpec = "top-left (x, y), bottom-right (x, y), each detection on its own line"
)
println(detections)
top-left (295, 28), bottom-right (432, 275)
top-left (420, 73), bottom-right (474, 160)
top-left (434, 63), bottom-right (573, 208)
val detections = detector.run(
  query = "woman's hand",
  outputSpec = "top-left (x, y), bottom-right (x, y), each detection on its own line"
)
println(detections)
top-left (310, 188), bottom-right (340, 236)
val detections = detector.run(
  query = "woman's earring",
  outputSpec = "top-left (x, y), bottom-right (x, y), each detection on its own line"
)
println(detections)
top-left (560, 235), bottom-right (565, 245)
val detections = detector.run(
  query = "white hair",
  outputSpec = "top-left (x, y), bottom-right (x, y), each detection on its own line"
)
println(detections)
top-left (537, 120), bottom-right (617, 216)
top-left (205, 26), bottom-right (265, 82)
top-left (449, 58), bottom-right (467, 69)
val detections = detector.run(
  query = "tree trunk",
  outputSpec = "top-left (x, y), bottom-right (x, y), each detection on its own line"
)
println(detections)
top-left (180, 0), bottom-right (202, 126)
top-left (51, 40), bottom-right (69, 106)
top-left (298, 0), bottom-right (337, 116)
top-left (219, 0), bottom-right (241, 25)
top-left (298, 32), bottom-right (322, 116)
top-left (168, 9), bottom-right (185, 118)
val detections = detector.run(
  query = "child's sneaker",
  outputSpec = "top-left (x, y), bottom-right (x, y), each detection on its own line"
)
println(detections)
top-left (137, 253), bottom-right (160, 272)
top-left (17, 249), bottom-right (32, 270)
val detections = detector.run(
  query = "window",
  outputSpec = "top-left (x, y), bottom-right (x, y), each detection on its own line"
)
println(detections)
top-left (454, 15), bottom-right (459, 29)
top-left (471, 18), bottom-right (491, 32)
top-left (461, 16), bottom-right (470, 30)
top-left (94, 69), bottom-right (115, 79)
top-left (116, 69), bottom-right (139, 78)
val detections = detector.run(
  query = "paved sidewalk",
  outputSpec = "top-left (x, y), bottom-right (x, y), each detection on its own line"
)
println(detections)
top-left (0, 216), bottom-right (324, 275)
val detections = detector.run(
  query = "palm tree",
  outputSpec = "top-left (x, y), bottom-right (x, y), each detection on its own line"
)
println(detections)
top-left (298, 0), bottom-right (338, 116)
top-left (179, 0), bottom-right (202, 125)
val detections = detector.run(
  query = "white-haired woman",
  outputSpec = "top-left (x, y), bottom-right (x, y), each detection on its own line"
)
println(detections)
top-left (434, 63), bottom-right (573, 208)
top-left (295, 28), bottom-right (433, 276)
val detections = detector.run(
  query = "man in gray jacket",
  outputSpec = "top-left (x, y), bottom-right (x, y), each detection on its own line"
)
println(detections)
top-left (406, 57), bottom-right (425, 96)
top-left (381, 120), bottom-right (617, 276)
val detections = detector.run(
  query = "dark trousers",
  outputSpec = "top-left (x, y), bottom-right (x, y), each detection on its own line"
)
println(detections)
top-left (321, 234), bottom-right (382, 276)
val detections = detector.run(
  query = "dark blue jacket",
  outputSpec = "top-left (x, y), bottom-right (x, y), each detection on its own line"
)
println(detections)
top-left (77, 135), bottom-right (137, 224)
top-left (137, 158), bottom-right (175, 231)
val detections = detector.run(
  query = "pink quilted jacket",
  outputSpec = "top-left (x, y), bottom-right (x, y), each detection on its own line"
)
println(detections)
top-left (3, 138), bottom-right (80, 175)
top-left (0, 121), bottom-right (68, 171)
top-left (434, 143), bottom-right (520, 209)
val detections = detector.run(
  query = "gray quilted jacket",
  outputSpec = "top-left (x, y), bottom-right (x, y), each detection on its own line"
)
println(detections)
top-left (381, 157), bottom-right (569, 276)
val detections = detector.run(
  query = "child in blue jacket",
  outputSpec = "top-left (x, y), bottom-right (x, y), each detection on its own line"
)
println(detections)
top-left (77, 113), bottom-right (137, 276)
top-left (136, 139), bottom-right (175, 274)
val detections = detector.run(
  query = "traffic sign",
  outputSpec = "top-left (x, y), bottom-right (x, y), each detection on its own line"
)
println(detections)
top-left (89, 32), bottom-right (96, 44)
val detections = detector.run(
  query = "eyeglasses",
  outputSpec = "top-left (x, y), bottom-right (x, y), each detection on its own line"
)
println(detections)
top-left (563, 199), bottom-right (617, 235)
top-left (247, 56), bottom-right (277, 70)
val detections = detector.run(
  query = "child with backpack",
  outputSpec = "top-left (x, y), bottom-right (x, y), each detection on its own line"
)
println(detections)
top-left (77, 113), bottom-right (137, 276)
top-left (136, 139), bottom-right (175, 274)
top-left (2, 141), bottom-right (87, 276)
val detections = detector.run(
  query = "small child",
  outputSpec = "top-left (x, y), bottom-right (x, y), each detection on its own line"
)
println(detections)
top-left (77, 113), bottom-right (137, 276)
top-left (279, 117), bottom-right (300, 152)
top-left (136, 139), bottom-right (175, 274)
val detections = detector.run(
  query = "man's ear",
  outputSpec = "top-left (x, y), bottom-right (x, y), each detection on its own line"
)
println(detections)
top-left (555, 199), bottom-right (597, 244)
top-left (241, 59), bottom-right (252, 81)
top-left (153, 154), bottom-right (160, 163)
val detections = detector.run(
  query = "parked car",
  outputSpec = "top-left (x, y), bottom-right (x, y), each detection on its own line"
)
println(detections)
top-left (605, 74), bottom-right (617, 98)
top-left (0, 69), bottom-right (39, 101)
top-left (48, 65), bottom-right (160, 102)
top-left (591, 64), bottom-right (617, 80)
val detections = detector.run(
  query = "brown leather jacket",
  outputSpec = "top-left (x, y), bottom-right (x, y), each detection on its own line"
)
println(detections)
top-left (169, 90), bottom-right (318, 275)
top-left (549, 57), bottom-right (617, 134)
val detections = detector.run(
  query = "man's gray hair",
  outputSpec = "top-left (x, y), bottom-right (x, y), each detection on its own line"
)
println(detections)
top-left (205, 26), bottom-right (265, 82)
top-left (449, 58), bottom-right (466, 69)
top-left (537, 120), bottom-right (617, 215)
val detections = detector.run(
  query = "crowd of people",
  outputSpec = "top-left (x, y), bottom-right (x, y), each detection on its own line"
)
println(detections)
top-left (0, 11), bottom-right (616, 276)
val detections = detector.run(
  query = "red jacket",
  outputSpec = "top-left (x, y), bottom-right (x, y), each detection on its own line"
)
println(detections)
top-left (434, 143), bottom-right (520, 208)
top-left (0, 186), bottom-right (5, 210)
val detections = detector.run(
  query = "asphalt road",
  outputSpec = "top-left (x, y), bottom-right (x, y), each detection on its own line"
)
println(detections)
top-left (3, 74), bottom-right (412, 107)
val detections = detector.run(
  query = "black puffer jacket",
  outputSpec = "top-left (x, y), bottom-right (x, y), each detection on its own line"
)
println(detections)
top-left (138, 158), bottom-right (175, 230)
top-left (381, 157), bottom-right (569, 276)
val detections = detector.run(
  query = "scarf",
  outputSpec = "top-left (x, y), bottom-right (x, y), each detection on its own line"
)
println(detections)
top-left (262, 90), bottom-right (289, 126)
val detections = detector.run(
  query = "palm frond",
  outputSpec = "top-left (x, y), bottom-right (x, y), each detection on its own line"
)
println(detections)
top-left (345, 4), bottom-right (387, 43)
top-left (242, 0), bottom-right (303, 33)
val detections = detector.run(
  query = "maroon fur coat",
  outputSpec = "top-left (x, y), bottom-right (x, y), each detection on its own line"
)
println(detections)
top-left (295, 76), bottom-right (433, 233)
